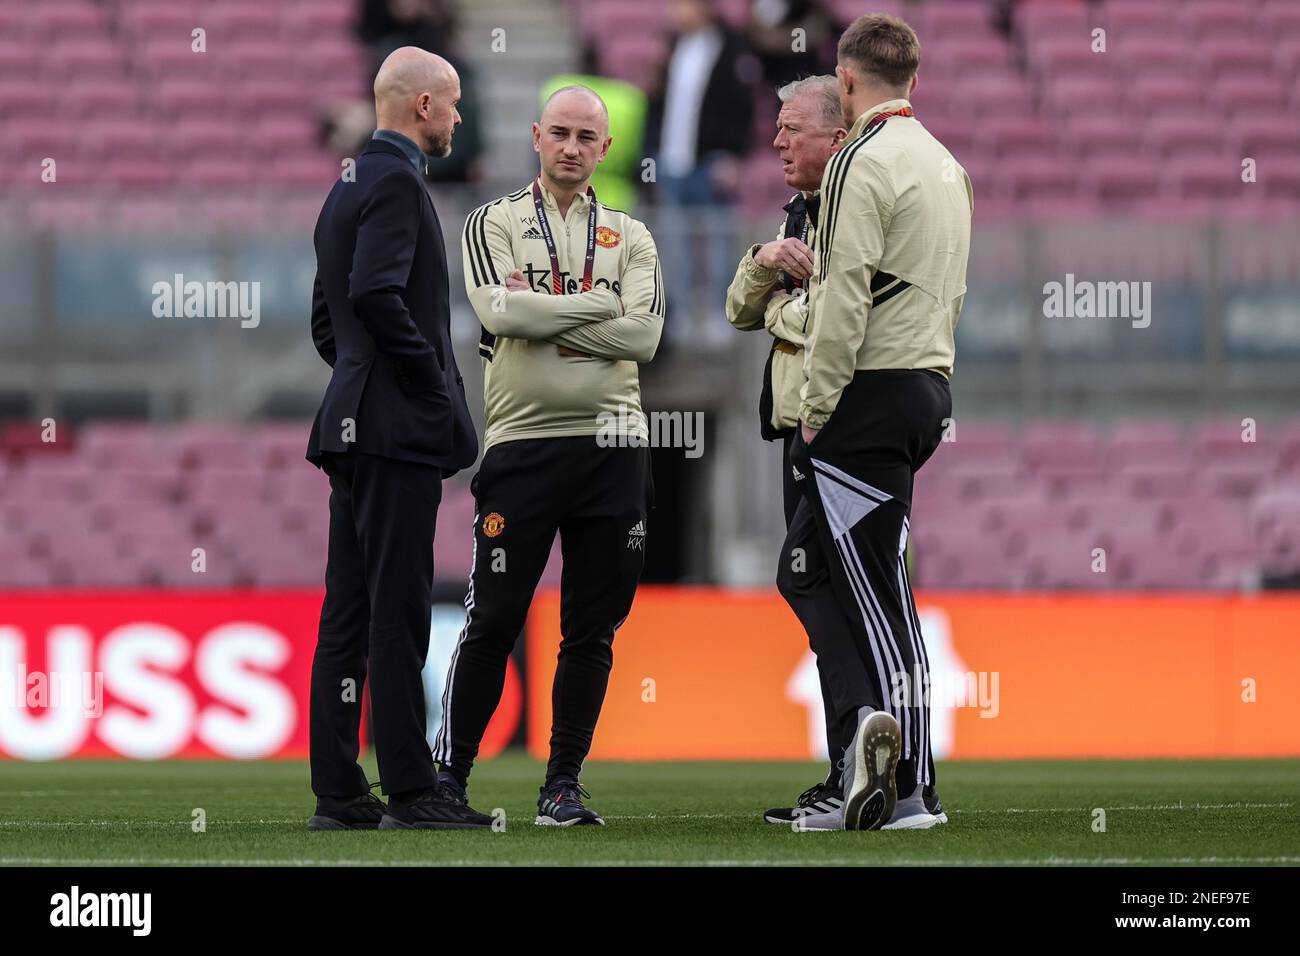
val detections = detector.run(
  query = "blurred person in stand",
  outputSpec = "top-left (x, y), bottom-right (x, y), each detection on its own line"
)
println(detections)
top-left (645, 0), bottom-right (759, 345)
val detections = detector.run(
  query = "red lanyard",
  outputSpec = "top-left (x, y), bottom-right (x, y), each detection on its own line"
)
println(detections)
top-left (865, 105), bottom-right (913, 130)
top-left (531, 177), bottom-right (598, 295)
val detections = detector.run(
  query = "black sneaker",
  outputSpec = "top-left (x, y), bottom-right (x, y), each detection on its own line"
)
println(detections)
top-left (307, 782), bottom-right (386, 830)
top-left (763, 782), bottom-right (844, 825)
top-left (379, 780), bottom-right (494, 830)
top-left (535, 781), bottom-right (604, 827)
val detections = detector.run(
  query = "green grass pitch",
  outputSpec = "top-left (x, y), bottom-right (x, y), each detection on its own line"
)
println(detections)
top-left (1, 755), bottom-right (1296, 866)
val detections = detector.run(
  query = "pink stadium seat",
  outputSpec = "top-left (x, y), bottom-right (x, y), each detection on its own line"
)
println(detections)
top-left (1200, 37), bottom-right (1275, 78)
top-left (1100, 1), bottom-right (1180, 35)
top-left (1026, 36), bottom-right (1104, 78)
top-left (1062, 116), bottom-right (1139, 158)
top-left (1132, 75), bottom-right (1200, 115)
top-left (251, 425), bottom-right (310, 468)
top-left (1022, 421), bottom-right (1105, 467)
top-left (305, 37), bottom-right (367, 77)
top-left (5, 119), bottom-right (79, 160)
top-left (138, 38), bottom-right (223, 77)
top-left (154, 79), bottom-right (232, 116)
top-left (169, 118), bottom-right (247, 159)
top-left (182, 157), bottom-right (257, 188)
top-left (1183, 0), bottom-right (1260, 41)
top-left (1146, 115), bottom-right (1221, 157)
top-left (1213, 74), bottom-right (1291, 114)
top-left (120, 3), bottom-right (205, 38)
top-left (28, 2), bottom-right (106, 40)
top-left (172, 428), bottom-right (257, 468)
top-left (980, 116), bottom-right (1057, 157)
top-left (1113, 545), bottom-right (1213, 590)
top-left (1202, 461), bottom-right (1272, 499)
top-left (919, 2), bottom-right (995, 38)
top-left (1231, 115), bottom-right (1300, 155)
top-left (1021, 533), bottom-right (1117, 590)
top-left (1262, 0), bottom-right (1300, 35)
top-left (184, 469), bottom-right (270, 508)
top-left (84, 119), bottom-right (162, 161)
top-left (1167, 155), bottom-right (1246, 200)
top-left (104, 159), bottom-right (174, 190)
top-left (928, 37), bottom-right (1012, 76)
top-left (0, 40), bottom-right (39, 78)
top-left (1112, 34), bottom-right (1193, 73)
top-left (283, 0), bottom-right (358, 39)
top-left (944, 74), bottom-right (1034, 115)
top-left (1046, 75), bottom-right (1122, 117)
top-left (263, 155), bottom-right (344, 189)
top-left (249, 113), bottom-right (322, 155)
top-left (1003, 156), bottom-right (1079, 201)
top-left (0, 81), bottom-right (54, 118)
top-left (239, 79), bottom-right (312, 115)
top-left (1273, 36), bottom-right (1300, 80)
top-left (1071, 495), bottom-right (1174, 539)
top-left (1170, 497), bottom-right (1256, 559)
top-left (1017, 1), bottom-right (1090, 43)
top-left (46, 40), bottom-right (125, 81)
top-left (234, 41), bottom-right (310, 81)
top-left (205, 5), bottom-right (284, 40)
top-left (68, 78), bottom-right (140, 116)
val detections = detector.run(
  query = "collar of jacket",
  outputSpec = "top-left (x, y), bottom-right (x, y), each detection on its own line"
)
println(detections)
top-left (785, 189), bottom-right (821, 227)
top-left (782, 188), bottom-right (820, 214)
top-left (847, 97), bottom-right (913, 141)
top-left (533, 177), bottom-right (595, 213)
top-left (370, 129), bottom-right (426, 172)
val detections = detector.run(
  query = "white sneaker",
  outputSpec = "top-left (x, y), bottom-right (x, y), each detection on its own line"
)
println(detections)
top-left (841, 709), bottom-right (900, 830)
top-left (881, 791), bottom-right (944, 829)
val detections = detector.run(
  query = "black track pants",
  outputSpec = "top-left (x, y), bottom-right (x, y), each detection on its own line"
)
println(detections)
top-left (776, 370), bottom-right (951, 798)
top-left (434, 437), bottom-right (652, 787)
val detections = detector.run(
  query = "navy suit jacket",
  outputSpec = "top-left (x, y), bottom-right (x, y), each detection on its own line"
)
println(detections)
top-left (307, 138), bottom-right (478, 474)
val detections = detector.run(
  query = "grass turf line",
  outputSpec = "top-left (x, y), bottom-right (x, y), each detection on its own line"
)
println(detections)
top-left (0, 755), bottom-right (1296, 866)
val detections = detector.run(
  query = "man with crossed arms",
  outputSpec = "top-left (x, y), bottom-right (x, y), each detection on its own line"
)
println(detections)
top-left (434, 86), bottom-right (664, 828)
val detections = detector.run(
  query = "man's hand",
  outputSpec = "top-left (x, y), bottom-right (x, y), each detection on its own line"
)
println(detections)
top-left (504, 269), bottom-right (530, 292)
top-left (801, 422), bottom-right (819, 445)
top-left (754, 238), bottom-right (815, 281)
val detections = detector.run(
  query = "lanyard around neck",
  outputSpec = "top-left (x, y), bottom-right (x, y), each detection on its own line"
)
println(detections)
top-left (864, 105), bottom-right (913, 131)
top-left (532, 177), bottom-right (598, 295)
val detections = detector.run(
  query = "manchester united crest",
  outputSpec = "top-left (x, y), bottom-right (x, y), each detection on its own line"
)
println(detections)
top-left (595, 226), bottom-right (621, 248)
top-left (482, 512), bottom-right (506, 537)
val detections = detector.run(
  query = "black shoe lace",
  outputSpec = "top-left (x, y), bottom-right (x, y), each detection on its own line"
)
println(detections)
top-left (550, 782), bottom-right (591, 805)
top-left (434, 780), bottom-right (468, 806)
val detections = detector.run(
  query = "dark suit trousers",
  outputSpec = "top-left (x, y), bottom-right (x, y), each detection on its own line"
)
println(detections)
top-left (310, 451), bottom-right (442, 798)
top-left (783, 431), bottom-right (839, 783)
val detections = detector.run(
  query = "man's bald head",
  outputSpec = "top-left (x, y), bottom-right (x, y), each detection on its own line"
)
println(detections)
top-left (373, 46), bottom-right (461, 158)
top-left (541, 86), bottom-right (609, 136)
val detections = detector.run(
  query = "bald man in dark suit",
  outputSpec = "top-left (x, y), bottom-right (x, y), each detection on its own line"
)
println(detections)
top-left (305, 47), bottom-right (486, 831)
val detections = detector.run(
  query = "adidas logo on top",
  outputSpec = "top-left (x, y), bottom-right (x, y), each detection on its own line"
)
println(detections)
top-left (521, 226), bottom-right (543, 240)
top-left (627, 519), bottom-right (646, 551)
